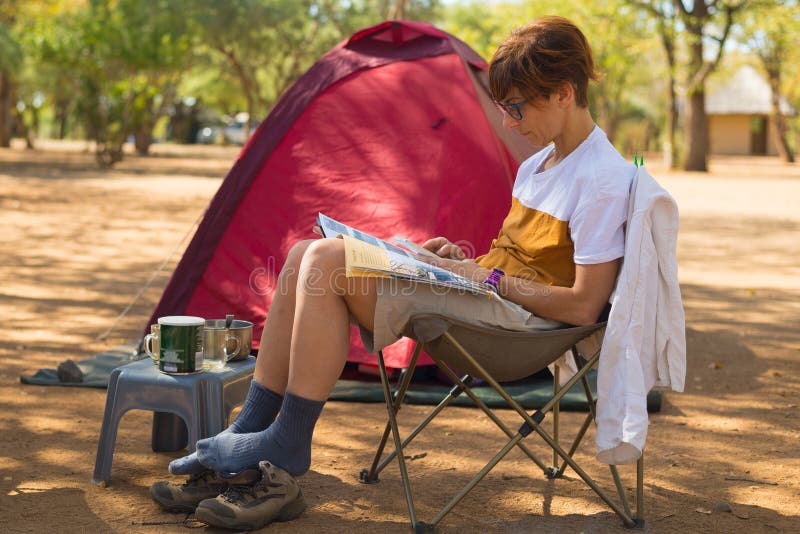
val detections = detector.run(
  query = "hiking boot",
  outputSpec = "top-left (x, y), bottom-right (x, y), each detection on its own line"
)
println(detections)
top-left (149, 468), bottom-right (258, 513)
top-left (194, 461), bottom-right (307, 530)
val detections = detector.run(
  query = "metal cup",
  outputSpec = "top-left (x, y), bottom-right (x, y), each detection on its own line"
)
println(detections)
top-left (203, 326), bottom-right (240, 370)
top-left (143, 324), bottom-right (160, 363)
top-left (208, 319), bottom-right (252, 359)
top-left (203, 318), bottom-right (253, 370)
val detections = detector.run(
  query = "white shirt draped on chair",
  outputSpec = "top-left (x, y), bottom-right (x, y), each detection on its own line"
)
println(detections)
top-left (594, 166), bottom-right (686, 464)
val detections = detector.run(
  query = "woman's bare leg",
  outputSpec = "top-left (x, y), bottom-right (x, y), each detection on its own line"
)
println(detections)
top-left (168, 239), bottom-right (316, 475)
top-left (284, 238), bottom-right (377, 400)
top-left (191, 238), bottom-right (380, 475)
top-left (253, 239), bottom-right (315, 393)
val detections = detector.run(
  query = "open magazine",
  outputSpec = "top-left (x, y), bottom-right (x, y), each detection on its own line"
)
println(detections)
top-left (316, 212), bottom-right (493, 296)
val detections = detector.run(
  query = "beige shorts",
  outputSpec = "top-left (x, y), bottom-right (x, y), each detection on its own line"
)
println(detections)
top-left (359, 278), bottom-right (563, 353)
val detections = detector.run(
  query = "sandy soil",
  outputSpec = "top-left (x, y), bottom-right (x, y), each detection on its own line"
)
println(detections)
top-left (0, 141), bottom-right (798, 533)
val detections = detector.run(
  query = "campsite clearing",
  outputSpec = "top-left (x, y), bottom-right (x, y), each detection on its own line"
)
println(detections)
top-left (1, 141), bottom-right (798, 533)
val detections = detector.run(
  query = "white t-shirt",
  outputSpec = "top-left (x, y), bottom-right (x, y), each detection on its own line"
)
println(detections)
top-left (476, 125), bottom-right (634, 287)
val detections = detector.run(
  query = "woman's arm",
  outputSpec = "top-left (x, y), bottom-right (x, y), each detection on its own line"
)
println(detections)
top-left (429, 257), bottom-right (620, 326)
top-left (500, 260), bottom-right (620, 326)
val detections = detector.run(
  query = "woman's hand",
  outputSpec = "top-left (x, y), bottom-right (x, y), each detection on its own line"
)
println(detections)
top-left (426, 257), bottom-right (490, 283)
top-left (422, 237), bottom-right (466, 260)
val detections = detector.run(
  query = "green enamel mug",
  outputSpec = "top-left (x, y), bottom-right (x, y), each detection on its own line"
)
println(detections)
top-left (154, 316), bottom-right (205, 374)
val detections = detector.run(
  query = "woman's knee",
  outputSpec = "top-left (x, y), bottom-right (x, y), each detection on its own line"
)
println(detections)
top-left (285, 239), bottom-right (316, 270)
top-left (276, 239), bottom-right (315, 291)
top-left (298, 238), bottom-right (347, 294)
top-left (300, 238), bottom-right (345, 270)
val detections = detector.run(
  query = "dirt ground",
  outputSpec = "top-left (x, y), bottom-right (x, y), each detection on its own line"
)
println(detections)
top-left (0, 140), bottom-right (798, 533)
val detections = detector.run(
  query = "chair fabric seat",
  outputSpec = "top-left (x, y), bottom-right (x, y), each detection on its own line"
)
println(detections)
top-left (405, 314), bottom-right (605, 382)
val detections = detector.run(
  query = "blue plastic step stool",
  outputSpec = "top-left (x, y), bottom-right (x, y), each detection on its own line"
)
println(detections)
top-left (92, 356), bottom-right (256, 486)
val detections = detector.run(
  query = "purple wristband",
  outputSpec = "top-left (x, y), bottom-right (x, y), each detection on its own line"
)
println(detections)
top-left (483, 268), bottom-right (504, 293)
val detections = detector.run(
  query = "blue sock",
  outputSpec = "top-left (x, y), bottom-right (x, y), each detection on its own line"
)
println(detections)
top-left (229, 380), bottom-right (284, 433)
top-left (195, 391), bottom-right (325, 476)
top-left (169, 380), bottom-right (283, 475)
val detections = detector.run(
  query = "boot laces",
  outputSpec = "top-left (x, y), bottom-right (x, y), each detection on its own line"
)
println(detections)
top-left (183, 470), bottom-right (216, 488)
top-left (222, 483), bottom-right (260, 504)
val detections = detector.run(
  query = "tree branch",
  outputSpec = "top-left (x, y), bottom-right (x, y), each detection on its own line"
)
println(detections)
top-left (673, 0), bottom-right (690, 16)
top-left (691, 2), bottom-right (742, 86)
top-left (629, 0), bottom-right (664, 18)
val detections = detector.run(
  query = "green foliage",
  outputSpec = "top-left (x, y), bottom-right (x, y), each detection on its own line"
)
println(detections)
top-left (738, 0), bottom-right (800, 90)
top-left (0, 22), bottom-right (22, 72)
top-left (440, 0), bottom-right (664, 153)
top-left (4, 0), bottom-right (798, 166)
top-left (24, 0), bottom-right (194, 161)
top-left (183, 0), bottom-right (440, 123)
top-left (736, 0), bottom-right (800, 161)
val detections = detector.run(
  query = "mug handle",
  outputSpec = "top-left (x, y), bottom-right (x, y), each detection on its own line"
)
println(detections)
top-left (144, 333), bottom-right (158, 362)
top-left (223, 334), bottom-right (240, 362)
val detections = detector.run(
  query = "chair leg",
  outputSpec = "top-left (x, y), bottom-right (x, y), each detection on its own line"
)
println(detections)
top-left (552, 364), bottom-right (560, 470)
top-left (376, 349), bottom-right (419, 528)
top-left (635, 454), bottom-right (645, 528)
top-left (553, 347), bottom-right (597, 477)
top-left (360, 345), bottom-right (422, 484)
top-left (610, 464), bottom-right (633, 520)
top-left (360, 367), bottom-right (410, 483)
top-left (620, 454), bottom-right (645, 529)
top-left (442, 332), bottom-right (638, 528)
top-left (430, 426), bottom-right (526, 527)
top-left (433, 358), bottom-right (550, 473)
top-left (368, 330), bottom-right (645, 530)
top-left (554, 411), bottom-right (593, 478)
top-left (553, 361), bottom-right (598, 477)
top-left (367, 373), bottom-right (475, 482)
top-left (560, 349), bottom-right (644, 528)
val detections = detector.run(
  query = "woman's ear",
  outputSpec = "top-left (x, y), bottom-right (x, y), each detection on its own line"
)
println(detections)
top-left (556, 81), bottom-right (574, 107)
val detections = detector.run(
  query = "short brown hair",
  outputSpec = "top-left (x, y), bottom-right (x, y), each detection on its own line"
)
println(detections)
top-left (489, 16), bottom-right (599, 108)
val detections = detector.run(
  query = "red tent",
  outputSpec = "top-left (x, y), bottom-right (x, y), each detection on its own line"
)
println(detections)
top-left (147, 20), bottom-right (536, 369)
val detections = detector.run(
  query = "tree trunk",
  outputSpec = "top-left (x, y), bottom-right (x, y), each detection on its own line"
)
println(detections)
top-left (606, 112), bottom-right (620, 145)
top-left (14, 107), bottom-right (34, 150)
top-left (390, 0), bottom-right (407, 19)
top-left (684, 89), bottom-right (708, 171)
top-left (649, 6), bottom-right (680, 168)
top-left (766, 67), bottom-right (794, 163)
top-left (0, 71), bottom-right (12, 147)
top-left (677, 0), bottom-right (742, 171)
top-left (662, 23), bottom-right (679, 169)
top-left (683, 17), bottom-right (709, 172)
top-left (666, 75), bottom-right (679, 168)
top-left (56, 100), bottom-right (69, 139)
top-left (134, 126), bottom-right (153, 156)
top-left (219, 46), bottom-right (256, 143)
top-left (133, 94), bottom-right (155, 156)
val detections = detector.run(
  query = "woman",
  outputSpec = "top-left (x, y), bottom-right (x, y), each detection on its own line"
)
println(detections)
top-left (150, 16), bottom-right (634, 530)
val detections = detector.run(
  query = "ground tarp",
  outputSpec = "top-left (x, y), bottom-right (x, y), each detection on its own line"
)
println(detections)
top-left (20, 342), bottom-right (661, 412)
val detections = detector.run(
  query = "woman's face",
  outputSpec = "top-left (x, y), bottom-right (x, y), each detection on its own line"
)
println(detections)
top-left (498, 87), bottom-right (566, 147)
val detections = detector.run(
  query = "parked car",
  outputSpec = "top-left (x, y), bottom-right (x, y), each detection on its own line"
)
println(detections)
top-left (196, 126), bottom-right (220, 144)
top-left (222, 113), bottom-right (259, 145)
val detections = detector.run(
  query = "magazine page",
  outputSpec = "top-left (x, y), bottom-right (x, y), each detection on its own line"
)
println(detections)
top-left (318, 212), bottom-right (492, 296)
top-left (342, 235), bottom-right (392, 278)
top-left (342, 235), bottom-right (492, 296)
top-left (391, 235), bottom-right (440, 259)
top-left (317, 212), bottom-right (415, 258)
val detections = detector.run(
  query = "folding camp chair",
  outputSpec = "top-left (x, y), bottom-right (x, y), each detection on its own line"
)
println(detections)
top-left (358, 314), bottom-right (644, 532)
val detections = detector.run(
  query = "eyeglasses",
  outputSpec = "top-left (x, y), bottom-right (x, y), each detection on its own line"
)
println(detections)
top-left (494, 99), bottom-right (526, 121)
